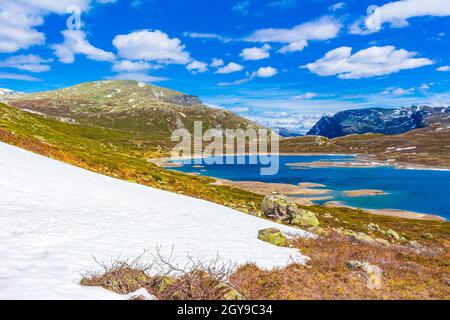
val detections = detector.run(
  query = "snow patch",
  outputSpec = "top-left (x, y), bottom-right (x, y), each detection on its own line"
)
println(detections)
top-left (0, 142), bottom-right (309, 299)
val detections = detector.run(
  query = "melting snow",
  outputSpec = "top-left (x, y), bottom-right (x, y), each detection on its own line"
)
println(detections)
top-left (0, 142), bottom-right (310, 300)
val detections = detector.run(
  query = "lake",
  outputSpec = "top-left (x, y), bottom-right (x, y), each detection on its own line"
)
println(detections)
top-left (170, 155), bottom-right (450, 220)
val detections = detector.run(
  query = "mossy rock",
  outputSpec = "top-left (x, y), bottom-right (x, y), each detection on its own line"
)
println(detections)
top-left (386, 229), bottom-right (400, 240)
top-left (261, 194), bottom-right (298, 221)
top-left (291, 209), bottom-right (320, 227)
top-left (422, 233), bottom-right (433, 240)
top-left (258, 228), bottom-right (289, 247)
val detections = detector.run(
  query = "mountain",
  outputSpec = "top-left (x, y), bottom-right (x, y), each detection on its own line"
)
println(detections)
top-left (273, 127), bottom-right (304, 138)
top-left (0, 88), bottom-right (23, 99)
top-left (307, 106), bottom-right (450, 138)
top-left (5, 80), bottom-right (261, 137)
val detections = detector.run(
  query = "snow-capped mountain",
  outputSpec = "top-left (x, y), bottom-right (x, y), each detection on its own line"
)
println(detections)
top-left (0, 88), bottom-right (22, 96)
top-left (307, 106), bottom-right (450, 138)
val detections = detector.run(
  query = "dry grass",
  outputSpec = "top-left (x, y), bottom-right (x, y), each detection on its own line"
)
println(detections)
top-left (230, 231), bottom-right (450, 300)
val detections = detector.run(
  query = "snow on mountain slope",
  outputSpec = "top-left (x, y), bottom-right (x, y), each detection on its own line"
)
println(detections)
top-left (0, 142), bottom-right (309, 300)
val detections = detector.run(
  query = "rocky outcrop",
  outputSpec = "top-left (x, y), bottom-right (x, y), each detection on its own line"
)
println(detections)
top-left (291, 209), bottom-right (320, 228)
top-left (307, 106), bottom-right (450, 138)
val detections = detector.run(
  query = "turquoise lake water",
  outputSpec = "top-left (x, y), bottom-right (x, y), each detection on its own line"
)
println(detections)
top-left (171, 155), bottom-right (450, 220)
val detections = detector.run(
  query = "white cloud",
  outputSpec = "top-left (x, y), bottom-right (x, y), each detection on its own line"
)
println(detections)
top-left (0, 54), bottom-right (52, 72)
top-left (352, 0), bottom-right (450, 34)
top-left (113, 30), bottom-right (190, 64)
top-left (0, 0), bottom-right (112, 53)
top-left (329, 2), bottom-right (346, 12)
top-left (215, 62), bottom-right (245, 74)
top-left (246, 16), bottom-right (341, 54)
top-left (183, 32), bottom-right (232, 43)
top-left (186, 60), bottom-right (208, 73)
top-left (240, 44), bottom-right (271, 61)
top-left (305, 46), bottom-right (434, 79)
top-left (52, 30), bottom-right (115, 64)
top-left (278, 40), bottom-right (308, 54)
top-left (211, 58), bottom-right (224, 67)
top-left (437, 66), bottom-right (450, 72)
top-left (108, 72), bottom-right (168, 83)
top-left (292, 92), bottom-right (318, 99)
top-left (382, 87), bottom-right (415, 96)
top-left (232, 1), bottom-right (251, 15)
top-left (254, 66), bottom-right (277, 78)
top-left (0, 71), bottom-right (41, 81)
top-left (112, 60), bottom-right (158, 72)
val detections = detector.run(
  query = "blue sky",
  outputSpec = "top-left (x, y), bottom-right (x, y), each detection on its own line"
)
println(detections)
top-left (1, 0), bottom-right (450, 132)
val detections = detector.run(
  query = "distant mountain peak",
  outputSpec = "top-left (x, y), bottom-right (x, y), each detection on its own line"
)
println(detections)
top-left (307, 106), bottom-right (450, 138)
top-left (0, 88), bottom-right (23, 97)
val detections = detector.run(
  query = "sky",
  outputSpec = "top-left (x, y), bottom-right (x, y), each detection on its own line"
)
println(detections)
top-left (0, 0), bottom-right (450, 132)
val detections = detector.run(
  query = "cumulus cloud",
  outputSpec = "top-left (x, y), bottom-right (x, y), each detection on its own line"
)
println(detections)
top-left (215, 62), bottom-right (245, 74)
top-left (240, 44), bottom-right (271, 61)
top-left (246, 16), bottom-right (341, 54)
top-left (305, 46), bottom-right (434, 79)
top-left (351, 0), bottom-right (450, 35)
top-left (112, 60), bottom-right (159, 72)
top-left (278, 40), bottom-right (308, 54)
top-left (186, 60), bottom-right (208, 73)
top-left (52, 30), bottom-right (115, 64)
top-left (211, 58), bottom-right (224, 67)
top-left (0, 54), bottom-right (52, 72)
top-left (0, 0), bottom-right (113, 53)
top-left (113, 30), bottom-right (190, 64)
top-left (437, 66), bottom-right (450, 72)
top-left (253, 66), bottom-right (277, 78)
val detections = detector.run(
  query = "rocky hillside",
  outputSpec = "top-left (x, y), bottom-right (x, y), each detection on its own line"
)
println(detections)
top-left (5, 80), bottom-right (261, 137)
top-left (307, 106), bottom-right (450, 138)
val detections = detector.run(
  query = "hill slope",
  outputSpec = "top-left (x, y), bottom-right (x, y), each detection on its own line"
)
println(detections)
top-left (0, 141), bottom-right (308, 299)
top-left (6, 80), bottom-right (261, 138)
top-left (307, 106), bottom-right (450, 138)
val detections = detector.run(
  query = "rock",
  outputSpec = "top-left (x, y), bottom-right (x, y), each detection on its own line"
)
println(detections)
top-left (261, 194), bottom-right (298, 221)
top-left (367, 223), bottom-right (382, 232)
top-left (407, 240), bottom-right (422, 249)
top-left (336, 228), bottom-right (377, 245)
top-left (422, 233), bottom-right (433, 240)
top-left (322, 212), bottom-right (333, 219)
top-left (215, 283), bottom-right (244, 300)
top-left (258, 228), bottom-right (289, 247)
top-left (386, 229), bottom-right (400, 240)
top-left (346, 260), bottom-right (383, 290)
top-left (308, 226), bottom-right (326, 236)
top-left (375, 238), bottom-right (390, 247)
top-left (291, 209), bottom-right (320, 228)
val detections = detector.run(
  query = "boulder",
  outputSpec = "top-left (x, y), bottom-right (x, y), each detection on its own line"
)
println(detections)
top-left (261, 194), bottom-right (298, 221)
top-left (258, 228), bottom-right (289, 247)
top-left (346, 260), bottom-right (383, 290)
top-left (422, 233), bottom-right (433, 240)
top-left (291, 209), bottom-right (320, 228)
top-left (367, 223), bottom-right (382, 232)
top-left (386, 229), bottom-right (400, 240)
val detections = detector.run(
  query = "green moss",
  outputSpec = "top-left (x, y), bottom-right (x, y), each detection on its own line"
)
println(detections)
top-left (258, 228), bottom-right (289, 247)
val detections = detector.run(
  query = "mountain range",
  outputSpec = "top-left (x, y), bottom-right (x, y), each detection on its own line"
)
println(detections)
top-left (307, 106), bottom-right (450, 139)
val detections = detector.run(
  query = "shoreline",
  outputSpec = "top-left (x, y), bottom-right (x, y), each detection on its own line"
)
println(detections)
top-left (148, 154), bottom-right (448, 222)
top-left (148, 152), bottom-right (450, 171)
